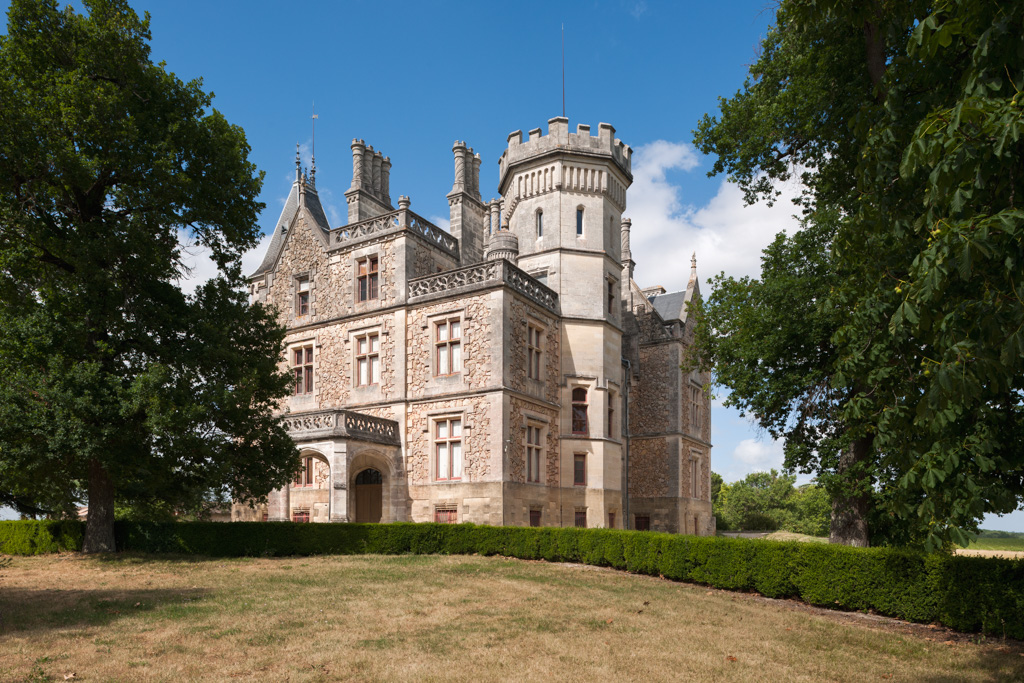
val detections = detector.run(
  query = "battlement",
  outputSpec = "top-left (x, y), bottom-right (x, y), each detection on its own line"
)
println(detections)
top-left (498, 117), bottom-right (632, 188)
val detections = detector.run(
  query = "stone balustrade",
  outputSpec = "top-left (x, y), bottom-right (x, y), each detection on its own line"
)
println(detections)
top-left (408, 259), bottom-right (558, 312)
top-left (282, 409), bottom-right (401, 446)
top-left (331, 209), bottom-right (459, 258)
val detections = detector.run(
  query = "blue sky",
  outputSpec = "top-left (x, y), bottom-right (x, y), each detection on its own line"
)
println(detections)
top-left (2, 0), bottom-right (1020, 531)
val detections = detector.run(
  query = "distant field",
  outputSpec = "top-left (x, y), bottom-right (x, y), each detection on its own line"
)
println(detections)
top-left (966, 534), bottom-right (1024, 552)
top-left (2, 554), bottom-right (1023, 682)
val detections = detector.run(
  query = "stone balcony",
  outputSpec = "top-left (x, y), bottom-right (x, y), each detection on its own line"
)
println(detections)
top-left (282, 409), bottom-right (401, 447)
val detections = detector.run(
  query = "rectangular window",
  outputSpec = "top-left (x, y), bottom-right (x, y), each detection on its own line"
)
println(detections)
top-left (355, 333), bottom-right (380, 387)
top-left (292, 345), bottom-right (313, 395)
top-left (573, 453), bottom-right (586, 486)
top-left (296, 277), bottom-right (309, 316)
top-left (576, 208), bottom-right (583, 236)
top-left (609, 511), bottom-right (616, 529)
top-left (571, 388), bottom-right (588, 436)
top-left (526, 425), bottom-right (542, 483)
top-left (293, 455), bottom-right (317, 487)
top-left (527, 324), bottom-right (542, 380)
top-left (575, 509), bottom-right (587, 528)
top-left (529, 509), bottom-right (541, 527)
top-left (608, 393), bottom-right (615, 439)
top-left (292, 509), bottom-right (310, 523)
top-left (635, 515), bottom-right (650, 531)
top-left (435, 507), bottom-right (457, 524)
top-left (435, 417), bottom-right (463, 481)
top-left (435, 318), bottom-right (462, 376)
top-left (356, 256), bottom-right (379, 302)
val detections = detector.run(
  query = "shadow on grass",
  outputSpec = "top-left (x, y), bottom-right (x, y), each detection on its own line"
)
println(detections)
top-left (0, 586), bottom-right (210, 635)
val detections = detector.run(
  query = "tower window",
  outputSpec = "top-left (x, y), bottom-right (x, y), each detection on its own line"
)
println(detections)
top-left (576, 208), bottom-right (584, 236)
top-left (571, 387), bottom-right (588, 436)
top-left (607, 280), bottom-right (615, 313)
top-left (536, 210), bottom-right (543, 238)
top-left (573, 454), bottom-right (586, 486)
top-left (527, 324), bottom-right (543, 380)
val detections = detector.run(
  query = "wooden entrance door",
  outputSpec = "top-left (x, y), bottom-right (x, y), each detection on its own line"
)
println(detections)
top-left (354, 468), bottom-right (383, 523)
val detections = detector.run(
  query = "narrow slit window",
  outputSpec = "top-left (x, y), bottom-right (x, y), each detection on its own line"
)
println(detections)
top-left (536, 210), bottom-right (543, 237)
top-left (576, 208), bottom-right (584, 236)
top-left (296, 277), bottom-right (309, 316)
top-left (573, 453), bottom-right (586, 486)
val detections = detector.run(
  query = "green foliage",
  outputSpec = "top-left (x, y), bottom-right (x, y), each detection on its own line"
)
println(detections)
top-left (692, 0), bottom-right (1024, 547)
top-left (4, 519), bottom-right (1021, 638)
top-left (0, 0), bottom-right (297, 548)
top-left (0, 520), bottom-right (83, 554)
top-left (718, 470), bottom-right (830, 535)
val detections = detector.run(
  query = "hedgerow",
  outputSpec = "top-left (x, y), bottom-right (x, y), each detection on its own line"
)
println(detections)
top-left (2, 520), bottom-right (1022, 638)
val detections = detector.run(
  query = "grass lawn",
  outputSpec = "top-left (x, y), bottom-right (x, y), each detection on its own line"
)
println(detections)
top-left (966, 537), bottom-right (1024, 552)
top-left (2, 554), bottom-right (1023, 682)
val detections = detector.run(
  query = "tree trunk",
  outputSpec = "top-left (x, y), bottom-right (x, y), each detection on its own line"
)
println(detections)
top-left (829, 436), bottom-right (872, 547)
top-left (82, 458), bottom-right (116, 553)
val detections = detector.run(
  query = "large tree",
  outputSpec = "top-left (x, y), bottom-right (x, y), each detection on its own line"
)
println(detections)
top-left (693, 0), bottom-right (1024, 548)
top-left (0, 0), bottom-right (297, 551)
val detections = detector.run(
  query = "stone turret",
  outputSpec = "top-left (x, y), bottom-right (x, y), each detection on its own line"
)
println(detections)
top-left (447, 140), bottom-right (486, 265)
top-left (484, 228), bottom-right (519, 264)
top-left (345, 139), bottom-right (393, 223)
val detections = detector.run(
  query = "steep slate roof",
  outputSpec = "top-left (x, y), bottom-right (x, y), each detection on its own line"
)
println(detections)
top-left (648, 290), bottom-right (688, 322)
top-left (250, 166), bottom-right (331, 278)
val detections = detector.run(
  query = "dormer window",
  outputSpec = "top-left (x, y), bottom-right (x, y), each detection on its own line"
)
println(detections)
top-left (296, 276), bottom-right (309, 316)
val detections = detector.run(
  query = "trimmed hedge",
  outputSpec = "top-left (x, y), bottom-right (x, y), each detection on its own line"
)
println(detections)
top-left (0, 519), bottom-right (84, 554)
top-left (3, 520), bottom-right (1023, 638)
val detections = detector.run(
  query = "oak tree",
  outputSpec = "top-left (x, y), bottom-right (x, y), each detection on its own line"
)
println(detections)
top-left (0, 0), bottom-right (297, 551)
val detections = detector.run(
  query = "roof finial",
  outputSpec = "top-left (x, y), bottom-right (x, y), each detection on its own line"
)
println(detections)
top-left (691, 252), bottom-right (697, 276)
top-left (310, 100), bottom-right (318, 186)
top-left (295, 143), bottom-right (301, 182)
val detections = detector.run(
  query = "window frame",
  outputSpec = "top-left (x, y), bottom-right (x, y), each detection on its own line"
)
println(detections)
top-left (434, 317), bottom-right (463, 377)
top-left (356, 255), bottom-right (380, 303)
top-left (527, 323), bottom-right (543, 381)
top-left (574, 509), bottom-right (587, 528)
top-left (354, 332), bottom-right (381, 387)
top-left (435, 507), bottom-right (458, 523)
top-left (296, 276), bottom-right (310, 317)
top-left (573, 453), bottom-right (586, 487)
top-left (434, 416), bottom-right (463, 481)
top-left (525, 424), bottom-right (543, 483)
top-left (292, 345), bottom-right (314, 396)
top-left (536, 209), bottom-right (543, 238)
top-left (293, 455), bottom-right (317, 487)
top-left (576, 207), bottom-right (584, 236)
top-left (529, 509), bottom-right (542, 527)
top-left (571, 387), bottom-right (589, 436)
top-left (634, 515), bottom-right (651, 531)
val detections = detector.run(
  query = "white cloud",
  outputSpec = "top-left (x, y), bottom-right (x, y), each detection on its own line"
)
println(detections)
top-left (628, 140), bottom-right (804, 293)
top-left (175, 231), bottom-right (273, 295)
top-left (429, 215), bottom-right (451, 232)
top-left (732, 437), bottom-right (785, 470)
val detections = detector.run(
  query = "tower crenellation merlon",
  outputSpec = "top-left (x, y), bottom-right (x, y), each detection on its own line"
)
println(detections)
top-left (498, 116), bottom-right (633, 186)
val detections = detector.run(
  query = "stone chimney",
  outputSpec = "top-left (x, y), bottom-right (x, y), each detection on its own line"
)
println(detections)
top-left (447, 140), bottom-right (486, 265)
top-left (345, 139), bottom-right (394, 222)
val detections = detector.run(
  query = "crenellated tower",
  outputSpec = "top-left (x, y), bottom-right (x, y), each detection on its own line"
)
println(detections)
top-left (497, 117), bottom-right (634, 528)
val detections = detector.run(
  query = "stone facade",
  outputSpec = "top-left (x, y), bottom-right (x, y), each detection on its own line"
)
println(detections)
top-left (237, 118), bottom-right (712, 534)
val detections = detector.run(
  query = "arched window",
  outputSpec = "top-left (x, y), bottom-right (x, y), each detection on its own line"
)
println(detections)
top-left (576, 207), bottom-right (584, 236)
top-left (355, 468), bottom-right (382, 485)
top-left (536, 210), bottom-right (543, 238)
top-left (571, 387), bottom-right (588, 436)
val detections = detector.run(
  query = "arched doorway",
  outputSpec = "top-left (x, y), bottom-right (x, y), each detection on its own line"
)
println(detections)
top-left (353, 468), bottom-right (383, 523)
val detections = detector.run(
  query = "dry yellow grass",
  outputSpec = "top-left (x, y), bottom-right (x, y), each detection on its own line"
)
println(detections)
top-left (1, 553), bottom-right (1022, 682)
